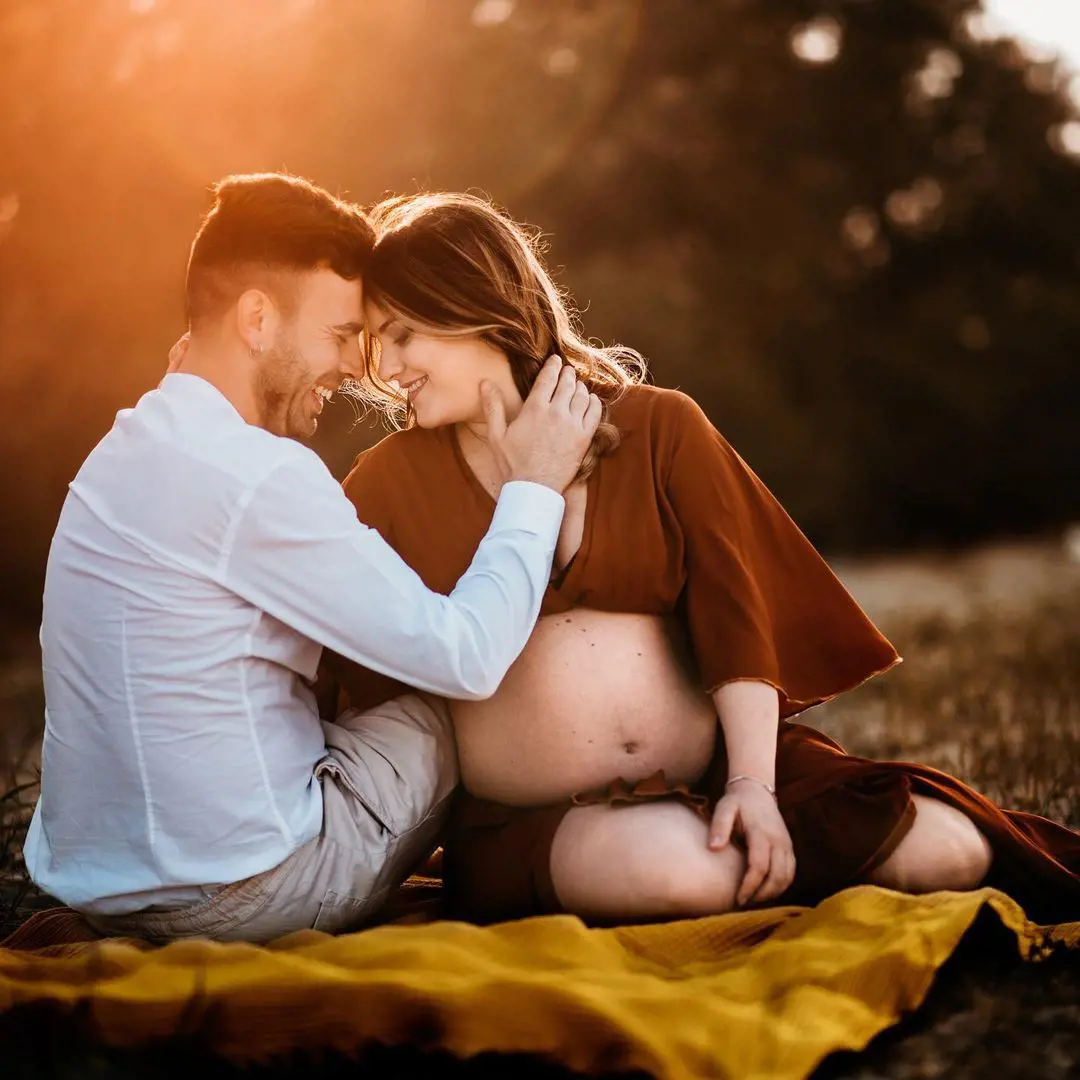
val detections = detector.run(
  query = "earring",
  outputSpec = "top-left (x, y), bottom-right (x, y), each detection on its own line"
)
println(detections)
top-left (250, 342), bottom-right (263, 357)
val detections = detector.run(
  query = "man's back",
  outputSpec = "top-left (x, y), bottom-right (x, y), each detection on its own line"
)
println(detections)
top-left (25, 374), bottom-right (327, 914)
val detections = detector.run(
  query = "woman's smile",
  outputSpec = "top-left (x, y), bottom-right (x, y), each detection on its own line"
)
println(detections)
top-left (401, 375), bottom-right (429, 402)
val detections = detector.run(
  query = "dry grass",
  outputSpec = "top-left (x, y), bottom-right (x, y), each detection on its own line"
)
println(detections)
top-left (810, 542), bottom-right (1080, 1080)
top-left (815, 602), bottom-right (1080, 828)
top-left (1, 539), bottom-right (1078, 1078)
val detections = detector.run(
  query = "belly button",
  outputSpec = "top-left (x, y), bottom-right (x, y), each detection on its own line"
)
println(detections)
top-left (623, 741), bottom-right (639, 755)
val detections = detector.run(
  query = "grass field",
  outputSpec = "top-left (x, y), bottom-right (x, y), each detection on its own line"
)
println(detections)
top-left (1, 537), bottom-right (1078, 1078)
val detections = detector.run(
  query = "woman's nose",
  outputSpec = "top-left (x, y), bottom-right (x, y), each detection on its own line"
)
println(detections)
top-left (378, 348), bottom-right (402, 383)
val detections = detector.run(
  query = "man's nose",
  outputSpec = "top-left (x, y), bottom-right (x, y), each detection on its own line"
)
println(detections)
top-left (339, 336), bottom-right (364, 381)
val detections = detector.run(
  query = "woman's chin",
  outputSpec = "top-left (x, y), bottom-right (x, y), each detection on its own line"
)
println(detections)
top-left (412, 405), bottom-right (468, 430)
top-left (410, 409), bottom-right (440, 430)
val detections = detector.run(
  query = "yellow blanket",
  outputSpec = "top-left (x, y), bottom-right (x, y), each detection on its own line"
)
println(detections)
top-left (1, 886), bottom-right (1077, 1080)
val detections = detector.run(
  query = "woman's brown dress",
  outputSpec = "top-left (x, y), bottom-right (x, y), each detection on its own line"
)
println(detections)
top-left (329, 384), bottom-right (1080, 925)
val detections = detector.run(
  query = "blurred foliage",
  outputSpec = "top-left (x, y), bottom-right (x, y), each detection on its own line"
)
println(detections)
top-left (2, 0), bottom-right (1080, 617)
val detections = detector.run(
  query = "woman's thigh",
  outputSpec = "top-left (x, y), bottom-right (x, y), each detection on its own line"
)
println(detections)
top-left (549, 801), bottom-right (746, 921)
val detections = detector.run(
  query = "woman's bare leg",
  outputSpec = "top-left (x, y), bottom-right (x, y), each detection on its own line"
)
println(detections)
top-left (866, 794), bottom-right (993, 893)
top-left (549, 801), bottom-right (746, 921)
top-left (550, 792), bottom-right (993, 920)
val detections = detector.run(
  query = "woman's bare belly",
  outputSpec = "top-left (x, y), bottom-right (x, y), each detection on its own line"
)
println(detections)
top-left (451, 610), bottom-right (718, 806)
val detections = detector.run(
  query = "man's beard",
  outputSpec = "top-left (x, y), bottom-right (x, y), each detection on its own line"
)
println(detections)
top-left (253, 335), bottom-right (314, 438)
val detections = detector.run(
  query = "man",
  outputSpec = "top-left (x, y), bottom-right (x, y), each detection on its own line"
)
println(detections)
top-left (23, 173), bottom-right (600, 942)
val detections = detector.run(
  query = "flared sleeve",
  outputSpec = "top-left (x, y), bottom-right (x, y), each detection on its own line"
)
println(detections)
top-left (662, 392), bottom-right (899, 717)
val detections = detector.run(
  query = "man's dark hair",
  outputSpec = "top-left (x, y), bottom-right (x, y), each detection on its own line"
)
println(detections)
top-left (185, 173), bottom-right (374, 327)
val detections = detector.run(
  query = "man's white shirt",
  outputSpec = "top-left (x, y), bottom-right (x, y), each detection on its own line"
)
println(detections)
top-left (24, 373), bottom-right (563, 914)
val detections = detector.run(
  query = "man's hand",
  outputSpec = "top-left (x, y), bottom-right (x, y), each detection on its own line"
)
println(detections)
top-left (167, 332), bottom-right (190, 374)
top-left (709, 779), bottom-right (796, 907)
top-left (481, 355), bottom-right (602, 493)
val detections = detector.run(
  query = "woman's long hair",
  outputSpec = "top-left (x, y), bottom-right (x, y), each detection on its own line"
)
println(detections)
top-left (353, 192), bottom-right (647, 482)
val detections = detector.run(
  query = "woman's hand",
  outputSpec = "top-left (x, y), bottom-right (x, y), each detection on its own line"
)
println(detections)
top-left (709, 777), bottom-right (796, 907)
top-left (709, 679), bottom-right (793, 906)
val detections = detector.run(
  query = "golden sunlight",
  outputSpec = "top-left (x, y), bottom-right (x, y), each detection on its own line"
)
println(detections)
top-left (789, 16), bottom-right (842, 66)
top-left (971, 0), bottom-right (1080, 71)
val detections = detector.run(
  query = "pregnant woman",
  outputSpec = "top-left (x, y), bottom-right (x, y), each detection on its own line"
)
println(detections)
top-left (326, 192), bottom-right (1080, 926)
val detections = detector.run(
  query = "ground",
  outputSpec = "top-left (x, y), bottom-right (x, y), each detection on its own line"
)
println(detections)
top-left (1, 537), bottom-right (1078, 1078)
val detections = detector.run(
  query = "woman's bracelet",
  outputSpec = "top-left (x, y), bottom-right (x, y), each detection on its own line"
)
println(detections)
top-left (725, 774), bottom-right (777, 799)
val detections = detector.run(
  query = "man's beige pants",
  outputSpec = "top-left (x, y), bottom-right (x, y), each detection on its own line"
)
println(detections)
top-left (86, 694), bottom-right (457, 944)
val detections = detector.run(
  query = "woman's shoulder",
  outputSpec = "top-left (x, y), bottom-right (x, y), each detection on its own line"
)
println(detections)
top-left (606, 384), bottom-right (734, 485)
top-left (612, 381), bottom-right (697, 411)
top-left (609, 382), bottom-right (702, 434)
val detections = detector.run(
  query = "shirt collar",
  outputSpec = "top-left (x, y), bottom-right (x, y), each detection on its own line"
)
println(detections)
top-left (159, 372), bottom-right (247, 425)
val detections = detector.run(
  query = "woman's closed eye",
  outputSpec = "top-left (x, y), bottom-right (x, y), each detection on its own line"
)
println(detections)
top-left (392, 327), bottom-right (413, 348)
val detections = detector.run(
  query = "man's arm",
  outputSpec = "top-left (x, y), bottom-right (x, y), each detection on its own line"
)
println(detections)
top-left (226, 357), bottom-right (602, 700)
top-left (224, 458), bottom-right (562, 700)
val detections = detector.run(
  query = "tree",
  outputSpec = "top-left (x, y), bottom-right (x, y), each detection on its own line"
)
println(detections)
top-left (1, 0), bottom-right (1078, 614)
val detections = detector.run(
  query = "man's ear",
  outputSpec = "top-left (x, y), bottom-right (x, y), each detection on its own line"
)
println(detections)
top-left (235, 289), bottom-right (278, 355)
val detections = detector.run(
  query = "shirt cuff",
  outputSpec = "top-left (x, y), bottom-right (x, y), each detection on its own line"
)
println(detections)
top-left (491, 480), bottom-right (565, 546)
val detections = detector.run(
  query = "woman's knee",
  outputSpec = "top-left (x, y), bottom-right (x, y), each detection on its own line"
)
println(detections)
top-left (869, 796), bottom-right (992, 893)
top-left (550, 803), bottom-right (744, 919)
top-left (655, 842), bottom-right (744, 917)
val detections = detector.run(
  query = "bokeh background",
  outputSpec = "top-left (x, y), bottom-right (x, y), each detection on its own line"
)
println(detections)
top-left (4, 10), bottom-right (1080, 1063)
top-left (2, 0), bottom-right (1080, 621)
